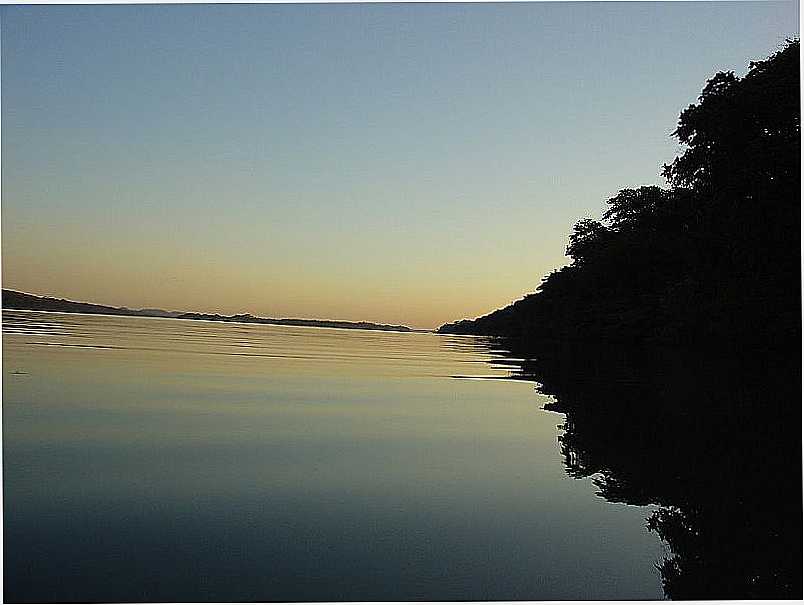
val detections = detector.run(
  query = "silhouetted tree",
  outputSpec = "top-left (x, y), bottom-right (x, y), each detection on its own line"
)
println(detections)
top-left (566, 219), bottom-right (609, 264)
top-left (439, 40), bottom-right (800, 348)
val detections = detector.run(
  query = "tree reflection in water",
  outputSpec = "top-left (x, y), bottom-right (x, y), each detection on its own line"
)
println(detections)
top-left (488, 339), bottom-right (801, 599)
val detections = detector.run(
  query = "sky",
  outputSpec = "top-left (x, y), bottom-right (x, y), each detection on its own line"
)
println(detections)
top-left (1, 1), bottom-right (798, 329)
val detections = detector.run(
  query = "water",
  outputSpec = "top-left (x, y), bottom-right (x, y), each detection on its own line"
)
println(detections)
top-left (3, 310), bottom-right (667, 601)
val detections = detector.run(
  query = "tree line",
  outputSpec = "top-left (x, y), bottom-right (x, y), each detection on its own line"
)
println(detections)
top-left (440, 40), bottom-right (800, 348)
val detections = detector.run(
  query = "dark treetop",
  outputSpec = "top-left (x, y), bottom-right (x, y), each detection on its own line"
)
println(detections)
top-left (439, 40), bottom-right (800, 350)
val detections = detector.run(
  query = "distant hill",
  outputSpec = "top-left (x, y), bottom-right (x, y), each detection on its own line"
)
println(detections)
top-left (2, 290), bottom-right (185, 318)
top-left (175, 312), bottom-right (413, 332)
top-left (1, 289), bottom-right (414, 333)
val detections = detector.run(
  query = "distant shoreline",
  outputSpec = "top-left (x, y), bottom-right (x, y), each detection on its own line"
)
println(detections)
top-left (2, 289), bottom-right (427, 334)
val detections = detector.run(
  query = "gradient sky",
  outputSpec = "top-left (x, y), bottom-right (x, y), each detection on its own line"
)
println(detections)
top-left (1, 2), bottom-right (798, 328)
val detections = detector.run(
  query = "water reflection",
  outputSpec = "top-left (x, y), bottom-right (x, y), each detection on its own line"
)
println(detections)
top-left (474, 338), bottom-right (802, 599)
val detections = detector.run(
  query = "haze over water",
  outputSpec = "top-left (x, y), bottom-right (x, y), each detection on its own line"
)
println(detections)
top-left (3, 310), bottom-right (664, 602)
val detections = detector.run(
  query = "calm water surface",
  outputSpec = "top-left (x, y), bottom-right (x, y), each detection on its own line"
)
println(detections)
top-left (3, 310), bottom-right (664, 601)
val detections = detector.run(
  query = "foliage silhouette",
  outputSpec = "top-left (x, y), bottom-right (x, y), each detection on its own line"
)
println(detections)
top-left (439, 40), bottom-right (800, 348)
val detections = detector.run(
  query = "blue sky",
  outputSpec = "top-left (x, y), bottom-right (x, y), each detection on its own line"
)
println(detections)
top-left (1, 2), bottom-right (798, 327)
